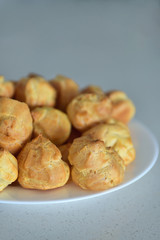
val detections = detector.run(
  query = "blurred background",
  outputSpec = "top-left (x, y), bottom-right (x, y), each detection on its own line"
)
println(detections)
top-left (0, 1), bottom-right (160, 135)
top-left (0, 1), bottom-right (160, 240)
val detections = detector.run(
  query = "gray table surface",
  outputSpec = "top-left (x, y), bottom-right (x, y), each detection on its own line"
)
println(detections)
top-left (0, 1), bottom-right (160, 239)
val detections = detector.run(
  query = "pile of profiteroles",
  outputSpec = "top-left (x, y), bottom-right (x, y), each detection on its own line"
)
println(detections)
top-left (0, 74), bottom-right (136, 192)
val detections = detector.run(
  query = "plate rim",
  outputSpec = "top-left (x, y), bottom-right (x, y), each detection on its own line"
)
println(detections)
top-left (0, 119), bottom-right (159, 205)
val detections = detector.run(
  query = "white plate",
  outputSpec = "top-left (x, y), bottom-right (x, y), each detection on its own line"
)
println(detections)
top-left (0, 119), bottom-right (159, 204)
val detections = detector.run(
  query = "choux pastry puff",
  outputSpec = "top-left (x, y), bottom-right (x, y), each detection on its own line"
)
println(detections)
top-left (0, 76), bottom-right (15, 98)
top-left (15, 74), bottom-right (57, 108)
top-left (106, 90), bottom-right (135, 124)
top-left (83, 119), bottom-right (135, 166)
top-left (68, 135), bottom-right (125, 191)
top-left (18, 135), bottom-right (70, 190)
top-left (50, 75), bottom-right (79, 111)
top-left (0, 148), bottom-right (18, 191)
top-left (67, 93), bottom-right (112, 131)
top-left (0, 97), bottom-right (33, 155)
top-left (31, 107), bottom-right (71, 145)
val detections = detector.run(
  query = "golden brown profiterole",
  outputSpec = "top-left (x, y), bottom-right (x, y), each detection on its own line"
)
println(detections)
top-left (67, 93), bottom-right (112, 131)
top-left (81, 85), bottom-right (104, 95)
top-left (68, 135), bottom-right (125, 191)
top-left (0, 97), bottom-right (33, 155)
top-left (106, 90), bottom-right (135, 124)
top-left (0, 148), bottom-right (18, 191)
top-left (18, 135), bottom-right (70, 190)
top-left (0, 76), bottom-right (15, 98)
top-left (31, 107), bottom-right (71, 145)
top-left (83, 119), bottom-right (135, 166)
top-left (15, 74), bottom-right (56, 108)
top-left (50, 75), bottom-right (79, 111)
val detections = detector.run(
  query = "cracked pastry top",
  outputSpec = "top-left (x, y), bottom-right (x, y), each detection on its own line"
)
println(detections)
top-left (83, 119), bottom-right (135, 166)
top-left (15, 75), bottom-right (57, 108)
top-left (106, 90), bottom-right (135, 124)
top-left (68, 135), bottom-right (125, 191)
top-left (17, 135), bottom-right (70, 190)
top-left (0, 148), bottom-right (18, 191)
top-left (81, 85), bottom-right (104, 96)
top-left (0, 97), bottom-right (33, 155)
top-left (67, 93), bottom-right (112, 131)
top-left (31, 107), bottom-right (71, 145)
